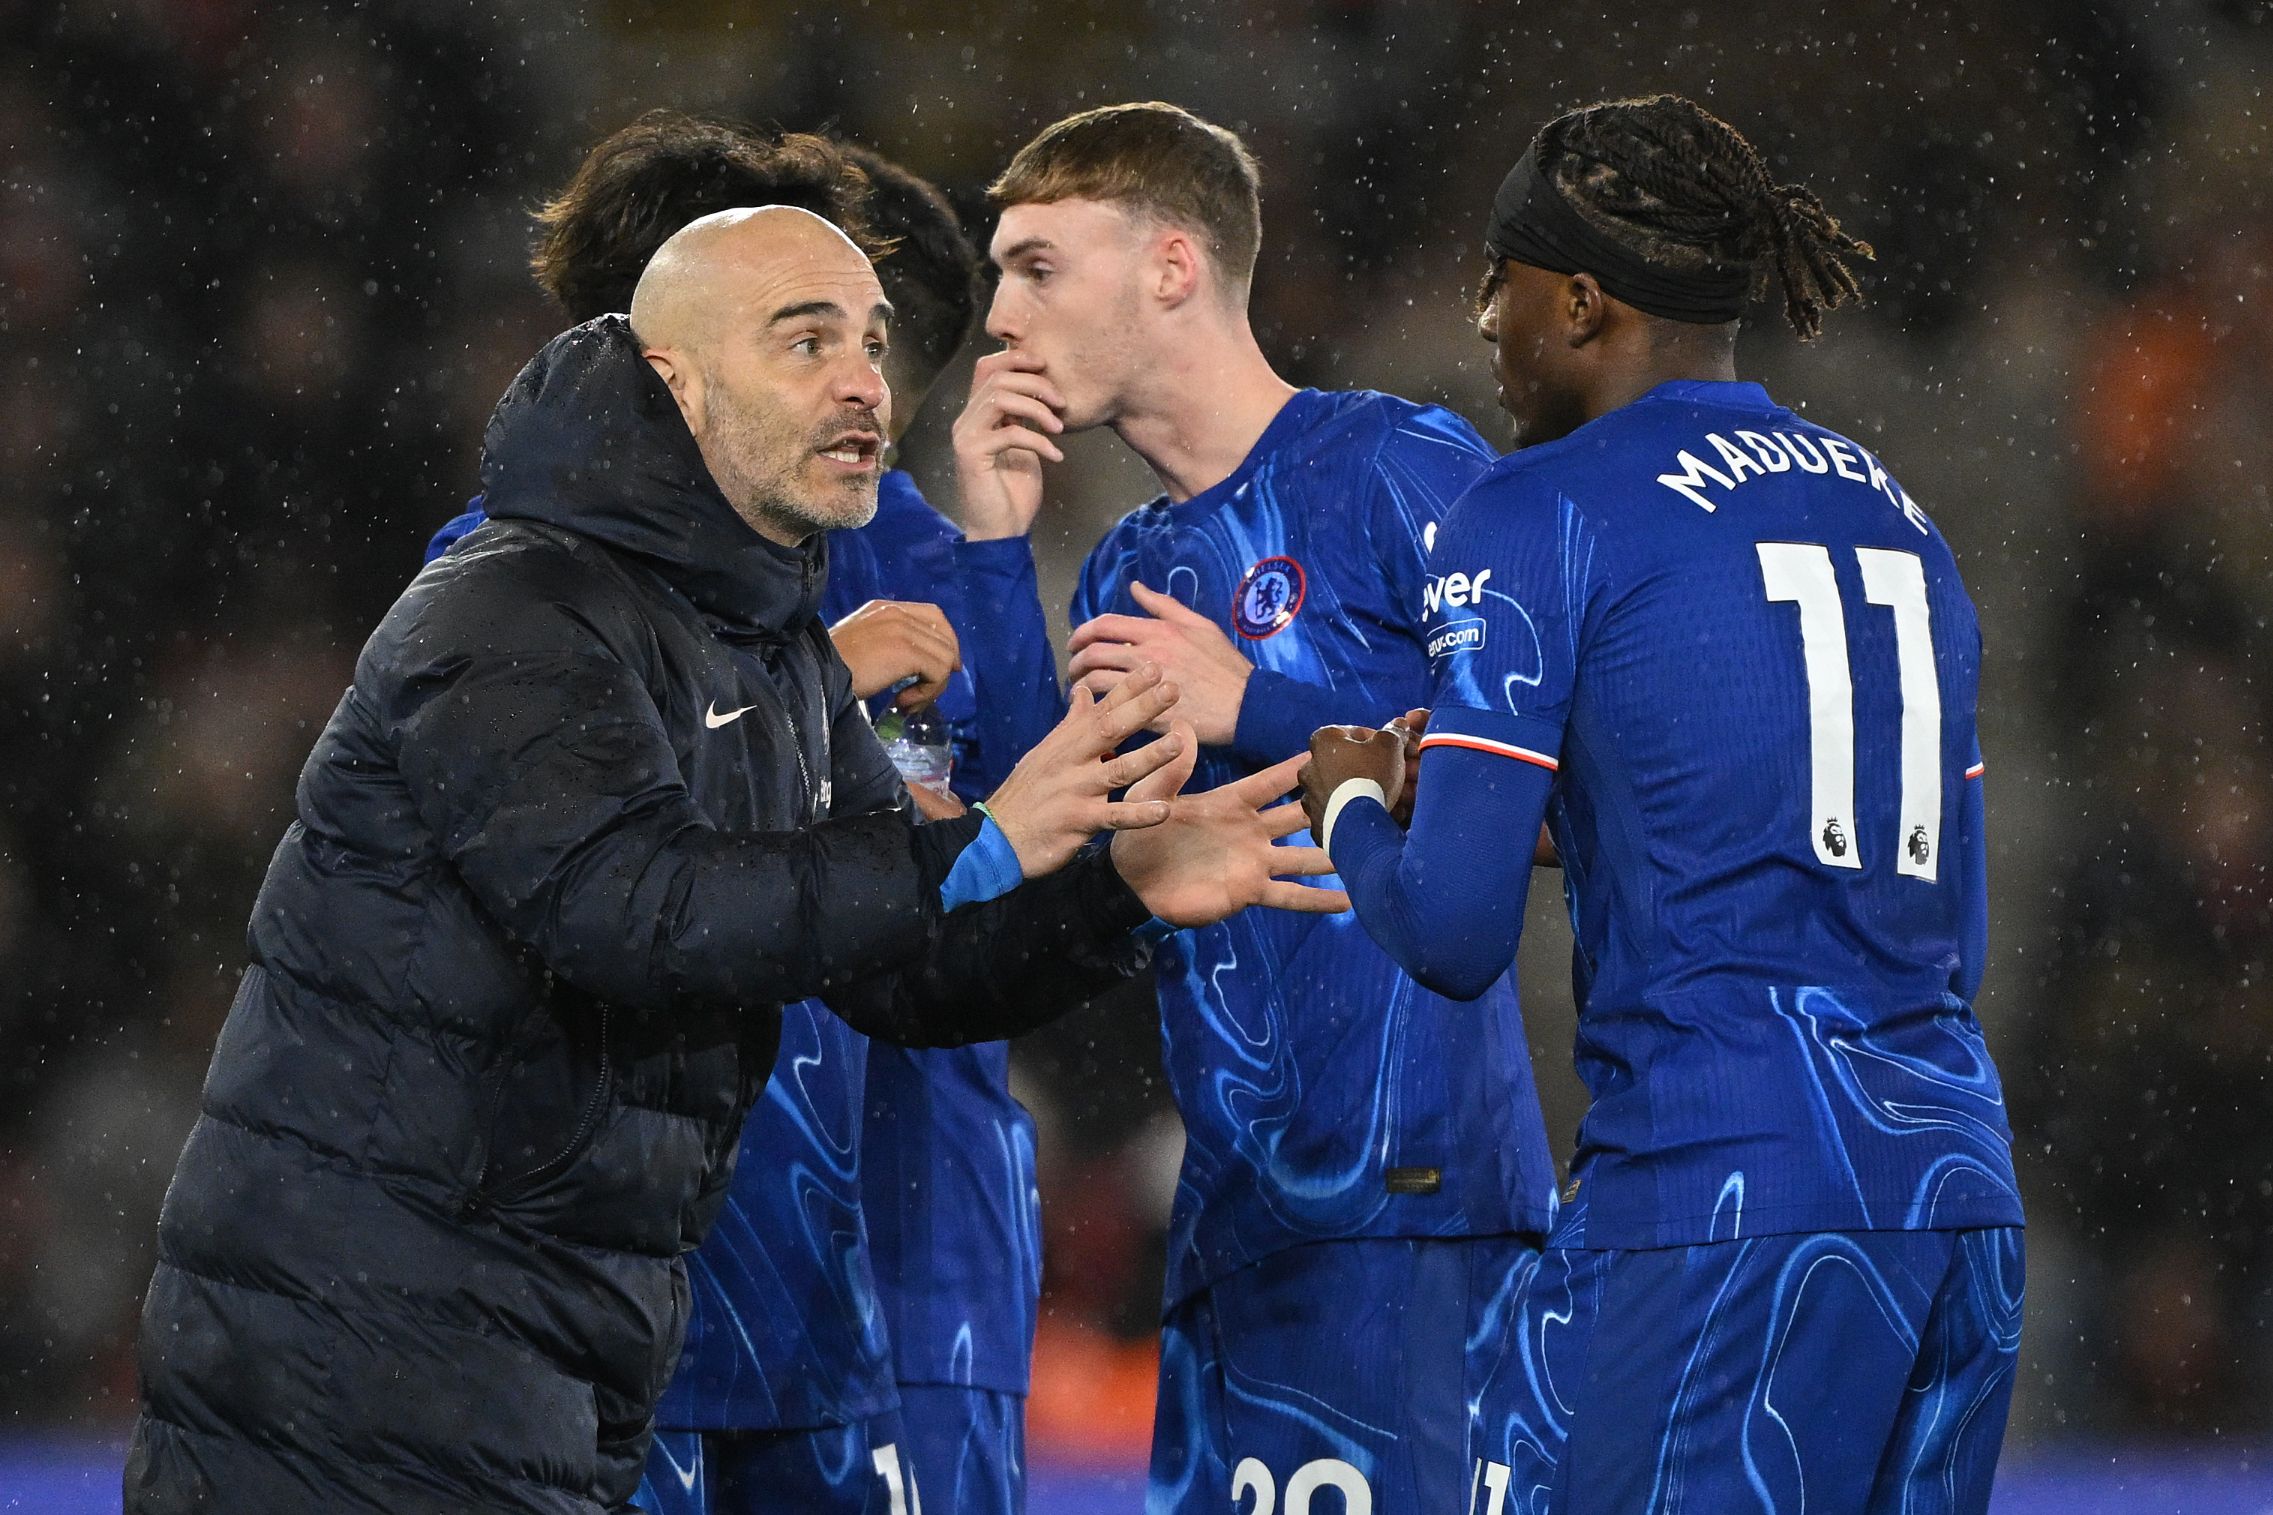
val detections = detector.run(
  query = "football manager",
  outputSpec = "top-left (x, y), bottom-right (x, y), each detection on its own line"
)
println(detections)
top-left (124, 206), bottom-right (1343, 1514)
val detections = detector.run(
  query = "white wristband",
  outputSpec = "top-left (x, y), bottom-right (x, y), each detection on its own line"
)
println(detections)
top-left (1319, 777), bottom-right (1389, 855)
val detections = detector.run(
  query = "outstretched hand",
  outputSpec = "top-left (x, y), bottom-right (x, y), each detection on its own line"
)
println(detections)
top-left (1110, 745), bottom-right (1350, 927)
top-left (982, 664), bottom-right (1183, 878)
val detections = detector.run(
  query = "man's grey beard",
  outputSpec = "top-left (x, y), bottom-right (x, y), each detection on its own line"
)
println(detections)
top-left (728, 470), bottom-right (880, 546)
top-left (700, 377), bottom-right (880, 544)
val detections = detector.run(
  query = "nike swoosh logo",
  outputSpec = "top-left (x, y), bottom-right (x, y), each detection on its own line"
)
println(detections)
top-left (704, 700), bottom-right (759, 729)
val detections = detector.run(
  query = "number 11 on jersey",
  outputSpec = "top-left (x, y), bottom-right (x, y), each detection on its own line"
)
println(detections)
top-left (1757, 542), bottom-right (1943, 881)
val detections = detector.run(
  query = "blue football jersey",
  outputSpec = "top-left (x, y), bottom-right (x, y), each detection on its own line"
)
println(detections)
top-left (1074, 388), bottom-right (1560, 1309)
top-left (845, 471), bottom-right (1057, 1397)
top-left (660, 468), bottom-right (1055, 1424)
top-left (1420, 379), bottom-right (2023, 1250)
top-left (655, 1004), bottom-right (893, 1429)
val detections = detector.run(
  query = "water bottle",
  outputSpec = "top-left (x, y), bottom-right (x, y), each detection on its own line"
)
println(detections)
top-left (875, 701), bottom-right (954, 801)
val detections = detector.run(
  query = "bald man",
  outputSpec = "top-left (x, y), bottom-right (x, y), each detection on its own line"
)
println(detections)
top-left (124, 206), bottom-right (1346, 1515)
top-left (630, 208), bottom-right (895, 548)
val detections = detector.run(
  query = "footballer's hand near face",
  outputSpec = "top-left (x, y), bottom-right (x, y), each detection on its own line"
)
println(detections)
top-left (1068, 581), bottom-right (1255, 746)
top-left (831, 599), bottom-right (962, 708)
top-left (1110, 734), bottom-right (1350, 926)
top-left (953, 349), bottom-right (1066, 541)
top-left (1298, 725), bottom-right (1407, 845)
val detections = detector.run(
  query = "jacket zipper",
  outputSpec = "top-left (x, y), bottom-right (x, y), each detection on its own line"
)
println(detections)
top-left (460, 1002), bottom-right (615, 1216)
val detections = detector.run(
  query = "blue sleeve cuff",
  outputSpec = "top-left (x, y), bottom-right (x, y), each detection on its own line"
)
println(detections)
top-left (1231, 667), bottom-right (1368, 768)
top-left (939, 813), bottom-right (1025, 912)
top-left (951, 533), bottom-right (1042, 581)
top-left (1134, 915), bottom-right (1179, 944)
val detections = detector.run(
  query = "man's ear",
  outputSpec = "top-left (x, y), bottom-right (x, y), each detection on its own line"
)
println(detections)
top-left (1152, 228), bottom-right (1203, 309)
top-left (643, 347), bottom-right (706, 434)
top-left (882, 356), bottom-right (930, 445)
top-left (1566, 273), bottom-right (1609, 348)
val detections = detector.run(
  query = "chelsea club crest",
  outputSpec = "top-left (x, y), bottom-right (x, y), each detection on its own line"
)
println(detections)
top-left (1231, 556), bottom-right (1306, 640)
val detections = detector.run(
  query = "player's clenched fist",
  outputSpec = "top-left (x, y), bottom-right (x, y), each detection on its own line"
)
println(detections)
top-left (830, 599), bottom-right (962, 708)
top-left (953, 349), bottom-right (1066, 541)
top-left (1298, 724), bottom-right (1407, 848)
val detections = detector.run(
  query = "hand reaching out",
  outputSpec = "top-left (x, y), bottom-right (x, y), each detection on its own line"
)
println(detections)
top-left (981, 663), bottom-right (1183, 878)
top-left (1110, 740), bottom-right (1350, 927)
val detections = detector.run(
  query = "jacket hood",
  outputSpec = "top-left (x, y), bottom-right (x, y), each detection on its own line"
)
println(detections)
top-left (478, 314), bottom-right (828, 642)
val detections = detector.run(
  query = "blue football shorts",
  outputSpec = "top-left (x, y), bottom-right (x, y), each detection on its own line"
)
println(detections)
top-left (895, 1384), bottom-right (1025, 1515)
top-left (1467, 1226), bottom-right (2025, 1515)
top-left (1148, 1234), bottom-right (1541, 1514)
top-left (635, 1408), bottom-right (918, 1515)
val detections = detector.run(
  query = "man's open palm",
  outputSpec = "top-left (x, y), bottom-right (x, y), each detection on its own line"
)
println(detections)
top-left (1111, 739), bottom-right (1349, 927)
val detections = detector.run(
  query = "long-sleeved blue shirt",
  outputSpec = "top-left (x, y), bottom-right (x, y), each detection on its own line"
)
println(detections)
top-left (840, 471), bottom-right (1060, 1399)
top-left (1069, 388), bottom-right (1560, 1309)
top-left (1327, 380), bottom-right (2019, 1252)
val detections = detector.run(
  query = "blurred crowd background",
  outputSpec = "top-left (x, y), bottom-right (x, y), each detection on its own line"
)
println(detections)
top-left (6, 0), bottom-right (2273, 1484)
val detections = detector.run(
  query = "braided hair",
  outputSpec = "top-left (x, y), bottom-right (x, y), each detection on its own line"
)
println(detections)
top-left (1527, 95), bottom-right (1873, 340)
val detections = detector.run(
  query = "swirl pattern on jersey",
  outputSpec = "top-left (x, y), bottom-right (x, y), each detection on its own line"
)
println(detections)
top-left (1072, 390), bottom-right (1559, 1308)
top-left (1151, 1237), bottom-right (1530, 1515)
top-left (1467, 1227), bottom-right (2023, 1515)
top-left (657, 1001), bottom-right (894, 1429)
top-left (1421, 382), bottom-right (2024, 1251)
top-left (861, 1041), bottom-right (1042, 1394)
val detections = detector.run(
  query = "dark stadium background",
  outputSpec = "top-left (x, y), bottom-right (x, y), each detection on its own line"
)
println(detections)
top-left (6, 1), bottom-right (2271, 1508)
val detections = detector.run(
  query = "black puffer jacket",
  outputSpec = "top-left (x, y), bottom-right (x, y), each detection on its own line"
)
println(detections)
top-left (125, 317), bottom-right (1152, 1514)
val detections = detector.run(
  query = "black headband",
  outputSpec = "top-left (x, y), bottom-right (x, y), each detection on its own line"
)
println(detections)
top-left (1485, 145), bottom-right (1750, 324)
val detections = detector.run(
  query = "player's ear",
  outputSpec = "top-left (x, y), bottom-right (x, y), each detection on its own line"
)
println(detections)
top-left (1153, 228), bottom-right (1202, 309)
top-left (1566, 272), bottom-right (1608, 347)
